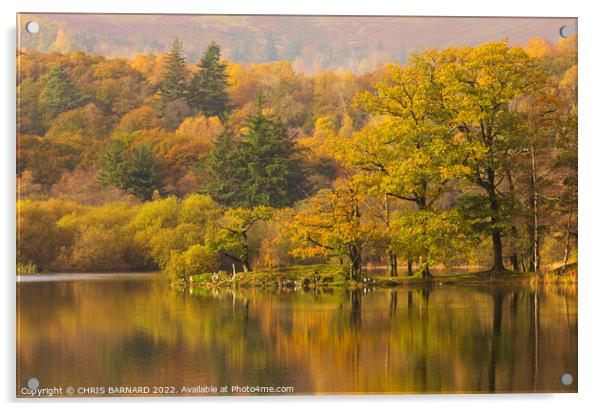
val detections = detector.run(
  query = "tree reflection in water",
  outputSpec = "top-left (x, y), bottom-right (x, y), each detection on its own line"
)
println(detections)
top-left (17, 276), bottom-right (577, 396)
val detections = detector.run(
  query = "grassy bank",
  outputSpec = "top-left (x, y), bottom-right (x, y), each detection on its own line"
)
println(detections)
top-left (177, 262), bottom-right (578, 290)
top-left (180, 264), bottom-right (349, 290)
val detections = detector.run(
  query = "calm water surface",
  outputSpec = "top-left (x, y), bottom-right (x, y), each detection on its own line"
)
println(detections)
top-left (17, 273), bottom-right (577, 396)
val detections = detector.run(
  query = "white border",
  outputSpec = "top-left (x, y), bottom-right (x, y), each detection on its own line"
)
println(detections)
top-left (2, 1), bottom-right (600, 410)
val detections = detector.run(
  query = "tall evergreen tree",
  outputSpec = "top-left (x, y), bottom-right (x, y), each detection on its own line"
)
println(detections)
top-left (205, 128), bottom-right (246, 206)
top-left (187, 42), bottom-right (230, 119)
top-left (99, 139), bottom-right (128, 189)
top-left (206, 100), bottom-right (309, 208)
top-left (100, 140), bottom-right (162, 201)
top-left (239, 102), bottom-right (307, 208)
top-left (159, 38), bottom-right (188, 103)
top-left (40, 64), bottom-right (86, 118)
top-left (127, 145), bottom-right (162, 201)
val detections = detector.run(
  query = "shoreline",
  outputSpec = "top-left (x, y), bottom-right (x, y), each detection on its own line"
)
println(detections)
top-left (178, 263), bottom-right (578, 290)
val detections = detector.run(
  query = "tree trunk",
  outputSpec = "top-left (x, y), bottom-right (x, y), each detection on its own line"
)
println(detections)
top-left (388, 250), bottom-right (398, 277)
top-left (505, 168), bottom-right (521, 272)
top-left (561, 212), bottom-right (572, 275)
top-left (421, 262), bottom-right (433, 282)
top-left (384, 194), bottom-right (398, 277)
top-left (485, 166), bottom-right (506, 273)
top-left (530, 145), bottom-right (541, 276)
top-left (348, 244), bottom-right (361, 281)
top-left (407, 259), bottom-right (413, 277)
top-left (527, 244), bottom-right (535, 272)
top-left (520, 256), bottom-right (527, 273)
top-left (242, 231), bottom-right (251, 273)
top-left (510, 254), bottom-right (520, 273)
top-left (491, 229), bottom-right (505, 272)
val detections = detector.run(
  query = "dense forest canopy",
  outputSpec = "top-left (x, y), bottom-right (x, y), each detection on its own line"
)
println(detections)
top-left (16, 35), bottom-right (577, 280)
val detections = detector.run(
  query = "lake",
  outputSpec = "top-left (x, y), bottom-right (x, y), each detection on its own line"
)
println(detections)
top-left (16, 273), bottom-right (577, 396)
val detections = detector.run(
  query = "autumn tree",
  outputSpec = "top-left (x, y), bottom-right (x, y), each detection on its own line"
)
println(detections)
top-left (288, 179), bottom-right (373, 280)
top-left (438, 42), bottom-right (543, 272)
top-left (187, 42), bottom-right (230, 119)
top-left (339, 53), bottom-right (466, 278)
top-left (501, 56), bottom-right (577, 274)
top-left (17, 199), bottom-right (82, 270)
top-left (17, 78), bottom-right (45, 135)
top-left (553, 65), bottom-right (578, 274)
top-left (206, 206), bottom-right (274, 272)
top-left (390, 209), bottom-right (473, 275)
top-left (165, 244), bottom-right (218, 279)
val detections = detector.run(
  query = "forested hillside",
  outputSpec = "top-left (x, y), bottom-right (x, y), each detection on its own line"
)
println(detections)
top-left (16, 35), bottom-right (577, 280)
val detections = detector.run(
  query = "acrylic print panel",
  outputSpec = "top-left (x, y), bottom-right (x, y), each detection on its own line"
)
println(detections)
top-left (16, 13), bottom-right (578, 397)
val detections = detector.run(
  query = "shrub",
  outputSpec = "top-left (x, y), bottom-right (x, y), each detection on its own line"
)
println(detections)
top-left (165, 244), bottom-right (218, 280)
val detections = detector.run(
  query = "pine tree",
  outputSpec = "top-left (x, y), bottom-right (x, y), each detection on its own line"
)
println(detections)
top-left (40, 64), bottom-right (86, 118)
top-left (126, 145), bottom-right (162, 201)
top-left (99, 139), bottom-right (128, 190)
top-left (206, 100), bottom-right (309, 208)
top-left (187, 42), bottom-right (230, 119)
top-left (100, 140), bottom-right (162, 201)
top-left (205, 128), bottom-right (246, 206)
top-left (239, 101), bottom-right (308, 208)
top-left (159, 38), bottom-right (188, 103)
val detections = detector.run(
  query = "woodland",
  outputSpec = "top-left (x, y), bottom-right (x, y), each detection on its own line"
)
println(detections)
top-left (16, 36), bottom-right (577, 282)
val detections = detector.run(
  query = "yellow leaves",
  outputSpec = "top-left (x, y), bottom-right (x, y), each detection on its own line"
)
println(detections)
top-left (46, 103), bottom-right (109, 141)
top-left (559, 65), bottom-right (577, 100)
top-left (128, 196), bottom-right (180, 231)
top-left (524, 37), bottom-right (554, 59)
top-left (390, 209), bottom-right (471, 266)
top-left (175, 115), bottom-right (223, 145)
top-left (225, 62), bottom-right (243, 90)
top-left (165, 244), bottom-right (218, 279)
top-left (52, 29), bottom-right (71, 54)
top-left (115, 106), bottom-right (167, 134)
top-left (299, 115), bottom-right (337, 157)
top-left (129, 53), bottom-right (165, 85)
top-left (555, 35), bottom-right (577, 57)
top-left (179, 194), bottom-right (221, 226)
top-left (288, 179), bottom-right (371, 260)
top-left (220, 206), bottom-right (275, 230)
top-left (18, 194), bottom-right (235, 272)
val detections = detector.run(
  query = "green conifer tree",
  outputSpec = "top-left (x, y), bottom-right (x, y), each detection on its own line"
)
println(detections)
top-left (187, 42), bottom-right (230, 119)
top-left (239, 100), bottom-right (308, 208)
top-left (40, 64), bottom-right (86, 118)
top-left (126, 145), bottom-right (162, 201)
top-left (100, 140), bottom-right (162, 201)
top-left (206, 100), bottom-right (309, 208)
top-left (159, 38), bottom-right (188, 103)
top-left (205, 128), bottom-right (246, 206)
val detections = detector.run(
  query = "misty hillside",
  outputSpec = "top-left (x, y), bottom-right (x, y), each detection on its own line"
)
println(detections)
top-left (18, 14), bottom-right (575, 72)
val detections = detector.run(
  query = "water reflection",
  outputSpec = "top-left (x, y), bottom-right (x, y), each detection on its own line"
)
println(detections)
top-left (17, 275), bottom-right (577, 396)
